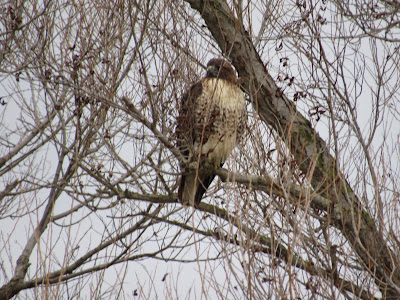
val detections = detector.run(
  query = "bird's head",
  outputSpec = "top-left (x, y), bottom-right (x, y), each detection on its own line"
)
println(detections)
top-left (206, 59), bottom-right (236, 83)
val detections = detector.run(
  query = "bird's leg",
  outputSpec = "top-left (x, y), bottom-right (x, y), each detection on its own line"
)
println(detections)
top-left (213, 161), bottom-right (219, 169)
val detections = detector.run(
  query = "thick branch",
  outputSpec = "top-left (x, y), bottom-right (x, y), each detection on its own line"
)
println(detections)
top-left (215, 168), bottom-right (342, 217)
top-left (184, 0), bottom-right (400, 296)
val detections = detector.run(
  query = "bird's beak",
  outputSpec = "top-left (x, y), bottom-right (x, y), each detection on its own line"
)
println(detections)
top-left (206, 65), bottom-right (216, 77)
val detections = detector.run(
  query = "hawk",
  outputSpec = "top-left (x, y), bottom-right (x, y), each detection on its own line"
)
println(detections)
top-left (176, 58), bottom-right (247, 206)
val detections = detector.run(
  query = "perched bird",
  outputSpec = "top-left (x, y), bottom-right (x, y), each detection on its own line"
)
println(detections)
top-left (176, 58), bottom-right (247, 206)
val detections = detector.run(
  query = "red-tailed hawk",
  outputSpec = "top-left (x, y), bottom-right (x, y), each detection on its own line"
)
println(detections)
top-left (176, 59), bottom-right (247, 206)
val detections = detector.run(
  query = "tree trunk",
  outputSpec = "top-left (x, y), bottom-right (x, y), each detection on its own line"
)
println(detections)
top-left (184, 0), bottom-right (400, 296)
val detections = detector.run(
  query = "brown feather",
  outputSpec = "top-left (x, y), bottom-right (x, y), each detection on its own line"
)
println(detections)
top-left (176, 59), bottom-right (247, 206)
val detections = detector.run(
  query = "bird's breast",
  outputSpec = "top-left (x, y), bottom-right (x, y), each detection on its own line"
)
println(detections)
top-left (194, 78), bottom-right (247, 165)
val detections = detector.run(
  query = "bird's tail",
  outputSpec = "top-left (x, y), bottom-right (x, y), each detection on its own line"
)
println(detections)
top-left (178, 172), bottom-right (199, 206)
top-left (178, 168), bottom-right (215, 206)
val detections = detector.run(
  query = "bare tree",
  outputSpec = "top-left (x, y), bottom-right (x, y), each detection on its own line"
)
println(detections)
top-left (1, 0), bottom-right (399, 299)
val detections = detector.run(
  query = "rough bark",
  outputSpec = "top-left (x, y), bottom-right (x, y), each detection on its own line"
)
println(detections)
top-left (184, 0), bottom-right (400, 297)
